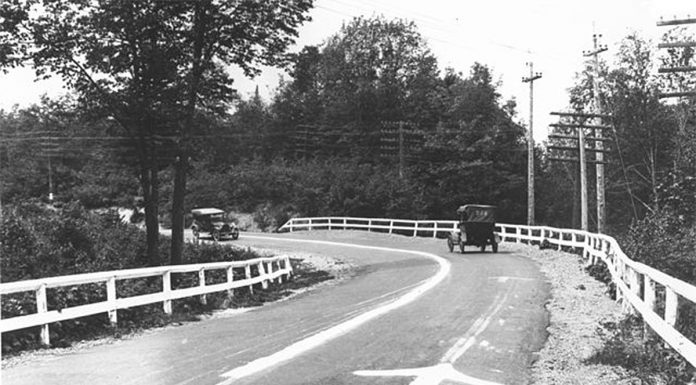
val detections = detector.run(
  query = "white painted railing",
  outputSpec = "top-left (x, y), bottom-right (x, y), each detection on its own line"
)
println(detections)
top-left (0, 256), bottom-right (293, 346)
top-left (279, 216), bottom-right (460, 237)
top-left (280, 217), bottom-right (696, 368)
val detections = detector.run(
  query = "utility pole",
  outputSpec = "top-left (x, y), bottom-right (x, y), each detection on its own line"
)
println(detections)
top-left (549, 112), bottom-right (612, 232)
top-left (656, 16), bottom-right (696, 171)
top-left (380, 121), bottom-right (422, 180)
top-left (522, 62), bottom-right (542, 226)
top-left (47, 155), bottom-right (54, 203)
top-left (578, 125), bottom-right (588, 231)
top-left (398, 121), bottom-right (405, 179)
top-left (583, 34), bottom-right (608, 233)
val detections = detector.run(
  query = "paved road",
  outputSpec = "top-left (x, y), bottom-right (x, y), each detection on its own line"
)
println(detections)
top-left (2, 231), bottom-right (549, 385)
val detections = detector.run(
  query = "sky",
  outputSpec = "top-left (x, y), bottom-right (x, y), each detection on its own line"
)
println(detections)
top-left (0, 0), bottom-right (693, 141)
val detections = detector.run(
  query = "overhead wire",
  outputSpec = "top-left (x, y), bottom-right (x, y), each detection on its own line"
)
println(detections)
top-left (319, 0), bottom-right (580, 65)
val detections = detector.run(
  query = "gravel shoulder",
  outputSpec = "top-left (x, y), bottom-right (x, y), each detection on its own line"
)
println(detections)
top-left (512, 243), bottom-right (638, 384)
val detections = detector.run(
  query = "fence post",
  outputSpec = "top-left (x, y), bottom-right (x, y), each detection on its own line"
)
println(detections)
top-left (308, 218), bottom-right (313, 231)
top-left (107, 276), bottom-right (118, 326)
top-left (36, 283), bottom-right (50, 347)
top-left (644, 275), bottom-right (656, 337)
top-left (433, 222), bottom-right (438, 238)
top-left (285, 256), bottom-right (294, 279)
top-left (163, 271), bottom-right (172, 314)
top-left (515, 227), bottom-right (521, 243)
top-left (273, 259), bottom-right (281, 284)
top-left (198, 268), bottom-right (207, 305)
top-left (389, 220), bottom-right (394, 234)
top-left (245, 265), bottom-right (253, 294)
top-left (259, 262), bottom-right (268, 289)
top-left (413, 221), bottom-right (419, 237)
top-left (665, 288), bottom-right (679, 327)
top-left (343, 218), bottom-right (347, 230)
top-left (289, 219), bottom-right (294, 232)
top-left (226, 266), bottom-right (234, 299)
top-left (627, 268), bottom-right (640, 315)
top-left (556, 231), bottom-right (561, 251)
top-left (368, 219), bottom-right (372, 232)
top-left (615, 260), bottom-right (625, 306)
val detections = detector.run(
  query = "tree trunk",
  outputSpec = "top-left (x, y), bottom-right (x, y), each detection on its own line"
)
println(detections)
top-left (170, 155), bottom-right (187, 265)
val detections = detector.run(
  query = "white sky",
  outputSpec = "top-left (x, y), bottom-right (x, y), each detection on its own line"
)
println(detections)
top-left (0, 0), bottom-right (693, 141)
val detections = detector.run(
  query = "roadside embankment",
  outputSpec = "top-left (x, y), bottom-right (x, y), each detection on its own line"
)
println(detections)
top-left (516, 243), bottom-right (639, 384)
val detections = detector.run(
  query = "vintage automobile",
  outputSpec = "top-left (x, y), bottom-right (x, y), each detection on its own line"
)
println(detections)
top-left (190, 208), bottom-right (239, 242)
top-left (447, 204), bottom-right (500, 253)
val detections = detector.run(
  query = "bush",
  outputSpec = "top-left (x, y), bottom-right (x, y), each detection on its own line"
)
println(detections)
top-left (622, 208), bottom-right (696, 285)
top-left (0, 202), bottom-right (322, 355)
top-left (178, 157), bottom-right (430, 223)
top-left (588, 315), bottom-right (696, 384)
top-left (253, 203), bottom-right (296, 232)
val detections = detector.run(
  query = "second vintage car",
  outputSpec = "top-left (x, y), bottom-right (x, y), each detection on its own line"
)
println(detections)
top-left (447, 204), bottom-right (500, 253)
top-left (190, 208), bottom-right (240, 242)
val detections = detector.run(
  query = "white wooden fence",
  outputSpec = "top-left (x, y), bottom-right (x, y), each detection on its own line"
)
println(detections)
top-left (280, 217), bottom-right (696, 368)
top-left (0, 256), bottom-right (292, 346)
top-left (279, 217), bottom-right (460, 237)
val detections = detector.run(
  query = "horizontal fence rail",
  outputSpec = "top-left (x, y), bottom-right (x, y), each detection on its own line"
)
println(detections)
top-left (0, 256), bottom-right (293, 346)
top-left (280, 217), bottom-right (696, 368)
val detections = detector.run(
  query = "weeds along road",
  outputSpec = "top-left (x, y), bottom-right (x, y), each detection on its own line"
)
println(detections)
top-left (2, 231), bottom-right (549, 385)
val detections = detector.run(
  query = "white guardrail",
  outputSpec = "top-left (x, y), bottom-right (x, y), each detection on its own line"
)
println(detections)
top-left (280, 216), bottom-right (696, 368)
top-left (0, 256), bottom-right (292, 346)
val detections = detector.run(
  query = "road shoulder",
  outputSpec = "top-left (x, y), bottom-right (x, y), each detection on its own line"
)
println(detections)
top-left (517, 243), bottom-right (638, 384)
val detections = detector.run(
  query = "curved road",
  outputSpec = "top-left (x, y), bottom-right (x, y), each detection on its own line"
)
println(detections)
top-left (2, 231), bottom-right (549, 385)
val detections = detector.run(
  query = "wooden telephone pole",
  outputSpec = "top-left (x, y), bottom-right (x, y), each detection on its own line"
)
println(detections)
top-left (549, 112), bottom-right (612, 231)
top-left (522, 62), bottom-right (542, 226)
top-left (583, 34), bottom-right (608, 233)
top-left (656, 16), bottom-right (696, 175)
top-left (380, 121), bottom-right (422, 179)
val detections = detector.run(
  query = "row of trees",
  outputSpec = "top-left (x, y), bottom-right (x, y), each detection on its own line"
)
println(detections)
top-left (2, 11), bottom-right (694, 269)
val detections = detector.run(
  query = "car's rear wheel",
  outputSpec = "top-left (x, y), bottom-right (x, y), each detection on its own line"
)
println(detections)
top-left (447, 237), bottom-right (454, 252)
top-left (492, 241), bottom-right (498, 253)
top-left (459, 240), bottom-right (466, 254)
top-left (212, 230), bottom-right (220, 242)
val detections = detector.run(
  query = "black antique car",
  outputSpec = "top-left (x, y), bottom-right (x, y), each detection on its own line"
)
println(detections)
top-left (190, 208), bottom-right (239, 242)
top-left (447, 204), bottom-right (500, 253)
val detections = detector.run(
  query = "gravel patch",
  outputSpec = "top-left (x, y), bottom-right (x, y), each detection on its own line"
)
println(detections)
top-left (509, 243), bottom-right (639, 384)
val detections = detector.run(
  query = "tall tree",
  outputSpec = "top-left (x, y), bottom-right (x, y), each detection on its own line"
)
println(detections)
top-left (271, 16), bottom-right (442, 160)
top-left (416, 65), bottom-right (527, 222)
top-left (2, 0), bottom-right (314, 264)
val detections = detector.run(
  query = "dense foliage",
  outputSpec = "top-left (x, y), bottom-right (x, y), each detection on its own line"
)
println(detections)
top-left (1, 0), bottom-right (315, 265)
top-left (0, 203), bottom-right (329, 354)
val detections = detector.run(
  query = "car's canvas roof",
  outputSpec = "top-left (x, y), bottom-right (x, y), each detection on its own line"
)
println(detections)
top-left (456, 204), bottom-right (496, 222)
top-left (191, 208), bottom-right (225, 215)
top-left (456, 204), bottom-right (496, 213)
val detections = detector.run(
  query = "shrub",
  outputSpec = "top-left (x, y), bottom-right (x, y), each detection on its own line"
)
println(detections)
top-left (622, 208), bottom-right (696, 285)
top-left (1, 202), bottom-right (323, 355)
top-left (588, 315), bottom-right (696, 384)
